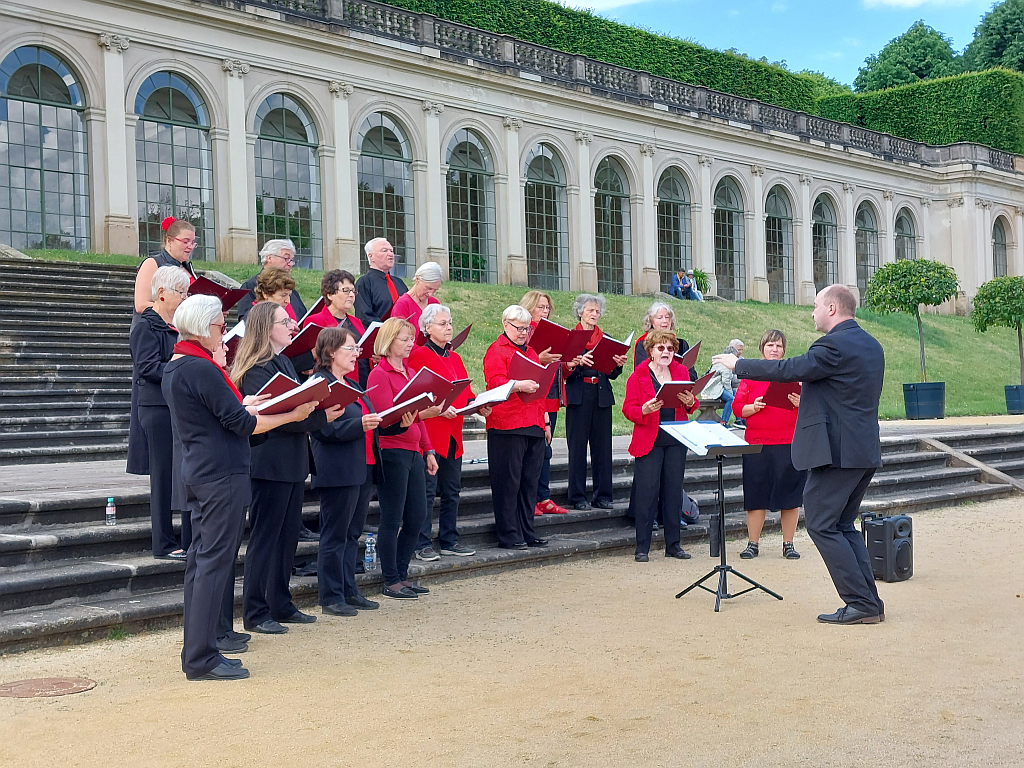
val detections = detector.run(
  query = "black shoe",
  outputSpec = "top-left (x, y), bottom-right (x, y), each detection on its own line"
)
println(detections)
top-left (501, 542), bottom-right (529, 550)
top-left (292, 562), bottom-right (318, 577)
top-left (225, 630), bottom-right (251, 643)
top-left (383, 585), bottom-right (418, 599)
top-left (277, 610), bottom-right (317, 624)
top-left (573, 501), bottom-right (592, 511)
top-left (346, 594), bottom-right (380, 610)
top-left (297, 527), bottom-right (320, 542)
top-left (155, 550), bottom-right (187, 561)
top-left (191, 663), bottom-right (249, 681)
top-left (817, 606), bottom-right (881, 625)
top-left (403, 582), bottom-right (430, 594)
top-left (783, 542), bottom-right (801, 560)
top-left (527, 538), bottom-right (548, 547)
top-left (215, 637), bottom-right (248, 653)
top-left (222, 658), bottom-right (244, 668)
top-left (666, 548), bottom-right (692, 559)
top-left (592, 500), bottom-right (614, 510)
top-left (634, 553), bottom-right (649, 562)
top-left (322, 602), bottom-right (358, 617)
top-left (740, 542), bottom-right (759, 559)
top-left (245, 619), bottom-right (288, 635)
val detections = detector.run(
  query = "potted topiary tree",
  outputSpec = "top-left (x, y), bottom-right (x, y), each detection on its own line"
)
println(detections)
top-left (971, 275), bottom-right (1024, 414)
top-left (864, 259), bottom-right (959, 419)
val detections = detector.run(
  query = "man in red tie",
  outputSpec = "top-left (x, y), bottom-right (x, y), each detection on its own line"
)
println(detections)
top-left (354, 237), bottom-right (409, 325)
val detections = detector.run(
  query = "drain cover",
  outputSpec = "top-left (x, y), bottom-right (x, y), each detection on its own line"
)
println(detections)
top-left (0, 678), bottom-right (97, 698)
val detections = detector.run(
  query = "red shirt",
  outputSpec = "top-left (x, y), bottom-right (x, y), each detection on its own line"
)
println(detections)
top-left (483, 334), bottom-right (546, 432)
top-left (622, 359), bottom-right (699, 458)
top-left (732, 379), bottom-right (799, 446)
top-left (408, 343), bottom-right (475, 459)
top-left (366, 357), bottom-right (433, 454)
top-left (391, 293), bottom-right (439, 340)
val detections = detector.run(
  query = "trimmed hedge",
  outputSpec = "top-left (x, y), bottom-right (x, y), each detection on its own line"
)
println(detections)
top-left (815, 68), bottom-right (1024, 154)
top-left (383, 0), bottom-right (817, 111)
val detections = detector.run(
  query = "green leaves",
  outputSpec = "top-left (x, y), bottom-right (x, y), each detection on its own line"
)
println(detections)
top-left (853, 21), bottom-right (961, 93)
top-left (692, 269), bottom-right (710, 294)
top-left (972, 276), bottom-right (1024, 333)
top-left (864, 259), bottom-right (960, 316)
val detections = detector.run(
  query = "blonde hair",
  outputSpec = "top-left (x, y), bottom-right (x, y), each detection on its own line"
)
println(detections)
top-left (519, 290), bottom-right (552, 316)
top-left (374, 317), bottom-right (416, 358)
top-left (230, 301), bottom-right (284, 386)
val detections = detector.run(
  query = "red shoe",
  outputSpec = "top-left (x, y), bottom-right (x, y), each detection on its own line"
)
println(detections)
top-left (534, 503), bottom-right (545, 517)
top-left (538, 500), bottom-right (567, 515)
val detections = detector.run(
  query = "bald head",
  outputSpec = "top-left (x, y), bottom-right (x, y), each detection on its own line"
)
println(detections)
top-left (812, 284), bottom-right (857, 333)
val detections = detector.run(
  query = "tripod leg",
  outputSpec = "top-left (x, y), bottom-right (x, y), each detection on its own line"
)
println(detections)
top-left (675, 567), bottom-right (720, 599)
top-left (715, 569), bottom-right (727, 612)
top-left (729, 567), bottom-right (784, 601)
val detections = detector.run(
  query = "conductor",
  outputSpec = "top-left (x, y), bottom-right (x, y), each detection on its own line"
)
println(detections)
top-left (713, 284), bottom-right (886, 625)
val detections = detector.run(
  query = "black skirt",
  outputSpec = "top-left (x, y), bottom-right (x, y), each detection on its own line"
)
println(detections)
top-left (742, 443), bottom-right (807, 511)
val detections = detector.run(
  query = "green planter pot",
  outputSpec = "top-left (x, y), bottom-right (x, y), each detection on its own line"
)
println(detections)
top-left (903, 382), bottom-right (945, 420)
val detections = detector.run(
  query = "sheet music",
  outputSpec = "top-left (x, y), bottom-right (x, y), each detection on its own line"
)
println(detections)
top-left (658, 420), bottom-right (747, 456)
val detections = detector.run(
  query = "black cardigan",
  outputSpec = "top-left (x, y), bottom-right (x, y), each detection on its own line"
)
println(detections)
top-left (129, 308), bottom-right (178, 407)
top-left (309, 371), bottom-right (382, 488)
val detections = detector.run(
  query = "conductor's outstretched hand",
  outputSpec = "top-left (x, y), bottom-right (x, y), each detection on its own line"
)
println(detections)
top-left (712, 353), bottom-right (738, 371)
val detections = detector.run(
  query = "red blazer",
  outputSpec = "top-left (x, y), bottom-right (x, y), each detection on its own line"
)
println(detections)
top-left (483, 334), bottom-right (546, 432)
top-left (366, 357), bottom-right (433, 454)
top-left (623, 359), bottom-right (699, 458)
top-left (408, 344), bottom-right (475, 459)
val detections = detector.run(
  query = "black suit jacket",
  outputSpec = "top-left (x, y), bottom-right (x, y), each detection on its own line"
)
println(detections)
top-left (309, 372), bottom-right (381, 488)
top-left (734, 319), bottom-right (884, 471)
top-left (354, 268), bottom-right (407, 325)
top-left (240, 354), bottom-right (328, 482)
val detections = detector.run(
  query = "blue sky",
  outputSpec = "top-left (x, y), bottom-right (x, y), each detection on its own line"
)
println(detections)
top-left (562, 0), bottom-right (998, 86)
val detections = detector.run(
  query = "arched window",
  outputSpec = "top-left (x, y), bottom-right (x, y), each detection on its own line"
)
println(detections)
top-left (254, 94), bottom-right (322, 269)
top-left (524, 144), bottom-right (568, 291)
top-left (855, 202), bottom-right (879, 304)
top-left (713, 177), bottom-right (745, 300)
top-left (656, 167), bottom-right (691, 293)
top-left (594, 157), bottom-right (632, 295)
top-left (0, 46), bottom-right (90, 251)
top-left (446, 129), bottom-right (496, 284)
top-left (765, 186), bottom-right (794, 304)
top-left (135, 72), bottom-right (214, 260)
top-left (357, 112), bottom-right (414, 276)
top-left (812, 194), bottom-right (839, 293)
top-left (895, 208), bottom-right (916, 261)
top-left (993, 217), bottom-right (1008, 278)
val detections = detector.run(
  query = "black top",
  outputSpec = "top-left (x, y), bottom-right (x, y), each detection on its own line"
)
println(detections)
top-left (635, 336), bottom-right (697, 381)
top-left (162, 356), bottom-right (257, 486)
top-left (236, 272), bottom-right (308, 323)
top-left (309, 371), bottom-right (381, 488)
top-left (240, 353), bottom-right (328, 482)
top-left (147, 249), bottom-right (198, 279)
top-left (565, 339), bottom-right (622, 409)
top-left (130, 308), bottom-right (178, 407)
top-left (354, 268), bottom-right (408, 325)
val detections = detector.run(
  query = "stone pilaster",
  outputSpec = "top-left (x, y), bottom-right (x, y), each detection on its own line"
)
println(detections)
top-left (97, 33), bottom-right (135, 254)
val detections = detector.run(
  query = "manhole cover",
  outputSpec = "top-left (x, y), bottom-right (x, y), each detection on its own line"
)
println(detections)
top-left (0, 678), bottom-right (97, 698)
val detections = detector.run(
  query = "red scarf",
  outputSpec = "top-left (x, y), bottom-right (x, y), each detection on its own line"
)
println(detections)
top-left (173, 340), bottom-right (244, 403)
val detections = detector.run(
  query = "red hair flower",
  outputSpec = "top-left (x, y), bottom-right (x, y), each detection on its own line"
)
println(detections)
top-left (161, 216), bottom-right (177, 232)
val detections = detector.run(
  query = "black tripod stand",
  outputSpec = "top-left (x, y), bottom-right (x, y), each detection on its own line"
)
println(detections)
top-left (676, 444), bottom-right (784, 611)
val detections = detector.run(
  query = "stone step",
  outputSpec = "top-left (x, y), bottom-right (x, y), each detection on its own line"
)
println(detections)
top-left (0, 364), bottom-right (132, 378)
top-left (0, 351), bottom-right (132, 365)
top-left (0, 281), bottom-right (136, 299)
top-left (0, 257), bottom-right (138, 276)
top-left (0, 427), bottom-right (128, 447)
top-left (0, 339), bottom-right (133, 354)
top-left (961, 444), bottom-right (1024, 463)
top-left (0, 317), bottom-right (130, 334)
top-left (0, 441), bottom-right (128, 466)
top-left (0, 375), bottom-right (131, 391)
top-left (0, 413), bottom-right (130, 432)
top-left (0, 390), bottom-right (130, 408)
top-left (0, 292), bottom-right (134, 310)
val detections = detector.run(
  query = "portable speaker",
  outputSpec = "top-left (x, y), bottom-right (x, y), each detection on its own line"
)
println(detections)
top-left (862, 513), bottom-right (914, 582)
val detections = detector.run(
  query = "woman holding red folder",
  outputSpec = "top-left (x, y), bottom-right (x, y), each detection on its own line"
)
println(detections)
top-left (623, 330), bottom-right (699, 561)
top-left (732, 329), bottom-right (805, 560)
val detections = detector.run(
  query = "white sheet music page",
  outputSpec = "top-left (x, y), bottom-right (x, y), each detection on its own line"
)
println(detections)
top-left (658, 421), bottom-right (747, 456)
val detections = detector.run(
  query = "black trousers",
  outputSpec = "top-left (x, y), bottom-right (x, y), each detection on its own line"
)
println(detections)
top-left (565, 386), bottom-right (613, 505)
top-left (243, 478), bottom-right (304, 626)
top-left (318, 484), bottom-right (361, 606)
top-left (419, 437), bottom-right (463, 551)
top-left (181, 474), bottom-right (249, 679)
top-left (138, 405), bottom-right (178, 555)
top-left (803, 466), bottom-right (884, 615)
top-left (344, 477), bottom-right (374, 598)
top-left (629, 444), bottom-right (687, 556)
top-left (487, 430), bottom-right (545, 547)
top-left (536, 411), bottom-right (558, 502)
top-left (376, 449), bottom-right (427, 586)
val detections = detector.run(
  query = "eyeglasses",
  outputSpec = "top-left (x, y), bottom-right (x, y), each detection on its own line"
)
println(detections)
top-left (173, 237), bottom-right (197, 248)
top-left (339, 345), bottom-right (362, 354)
top-left (337, 288), bottom-right (357, 296)
top-left (653, 345), bottom-right (676, 353)
top-left (270, 254), bottom-right (296, 264)
top-left (273, 319), bottom-right (296, 328)
top-left (211, 323), bottom-right (227, 335)
top-left (171, 288), bottom-right (189, 298)
top-left (505, 321), bottom-right (529, 334)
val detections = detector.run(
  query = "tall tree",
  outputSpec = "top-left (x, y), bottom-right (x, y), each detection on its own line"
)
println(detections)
top-left (798, 70), bottom-right (853, 98)
top-left (854, 21), bottom-right (961, 92)
top-left (963, 0), bottom-right (1024, 73)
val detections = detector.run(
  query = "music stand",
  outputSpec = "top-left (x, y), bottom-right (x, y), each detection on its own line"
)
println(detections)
top-left (675, 442), bottom-right (784, 611)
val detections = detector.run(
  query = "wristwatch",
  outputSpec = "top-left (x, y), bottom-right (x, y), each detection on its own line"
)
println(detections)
top-left (425, 449), bottom-right (436, 457)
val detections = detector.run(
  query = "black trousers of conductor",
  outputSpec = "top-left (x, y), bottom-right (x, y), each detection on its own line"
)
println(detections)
top-left (138, 405), bottom-right (178, 556)
top-left (630, 444), bottom-right (687, 556)
top-left (487, 430), bottom-right (545, 547)
top-left (565, 385), bottom-right (613, 505)
top-left (318, 482), bottom-right (364, 606)
top-left (181, 473), bottom-right (250, 679)
top-left (803, 466), bottom-right (884, 616)
top-left (376, 449), bottom-right (427, 587)
top-left (243, 478), bottom-right (304, 627)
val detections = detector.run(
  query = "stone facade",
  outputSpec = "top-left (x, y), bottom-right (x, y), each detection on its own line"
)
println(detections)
top-left (2, 0), bottom-right (1023, 305)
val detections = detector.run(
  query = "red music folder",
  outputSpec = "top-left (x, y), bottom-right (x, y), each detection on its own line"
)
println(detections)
top-left (255, 371), bottom-right (298, 399)
top-left (688, 370), bottom-right (715, 397)
top-left (256, 375), bottom-right (330, 415)
top-left (376, 392), bottom-right (434, 429)
top-left (763, 381), bottom-right (802, 410)
top-left (507, 352), bottom-right (558, 403)
top-left (357, 322), bottom-right (382, 359)
top-left (527, 319), bottom-right (593, 360)
top-left (298, 296), bottom-right (326, 328)
top-left (188, 275), bottom-right (251, 312)
top-left (282, 324), bottom-right (325, 359)
top-left (588, 332), bottom-right (634, 375)
top-left (451, 324), bottom-right (472, 351)
top-left (224, 320), bottom-right (245, 366)
top-left (675, 340), bottom-right (701, 370)
top-left (439, 378), bottom-right (472, 411)
top-left (314, 379), bottom-right (371, 411)
top-left (653, 381), bottom-right (697, 408)
top-left (394, 366), bottom-right (455, 406)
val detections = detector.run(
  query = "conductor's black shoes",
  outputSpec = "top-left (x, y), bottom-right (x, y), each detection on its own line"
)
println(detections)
top-left (322, 602), bottom-right (358, 617)
top-left (666, 548), bottom-right (692, 559)
top-left (278, 610), bottom-right (317, 624)
top-left (246, 619), bottom-right (288, 634)
top-left (817, 606), bottom-right (881, 625)
top-left (216, 637), bottom-right (248, 653)
top-left (191, 663), bottom-right (249, 681)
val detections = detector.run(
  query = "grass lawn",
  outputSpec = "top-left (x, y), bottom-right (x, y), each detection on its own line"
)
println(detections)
top-left (21, 249), bottom-right (1021, 434)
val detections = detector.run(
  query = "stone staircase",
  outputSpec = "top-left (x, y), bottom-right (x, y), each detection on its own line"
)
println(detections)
top-left (0, 258), bottom-right (136, 465)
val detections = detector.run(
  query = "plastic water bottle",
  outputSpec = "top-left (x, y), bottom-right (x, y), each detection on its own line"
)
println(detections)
top-left (105, 497), bottom-right (116, 526)
top-left (363, 533), bottom-right (378, 573)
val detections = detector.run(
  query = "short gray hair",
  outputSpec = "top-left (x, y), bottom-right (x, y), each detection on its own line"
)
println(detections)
top-left (502, 304), bottom-right (531, 325)
top-left (259, 238), bottom-right (295, 263)
top-left (420, 303), bottom-right (451, 333)
top-left (573, 293), bottom-right (605, 319)
top-left (414, 261), bottom-right (444, 283)
top-left (729, 338), bottom-right (744, 348)
top-left (173, 295), bottom-right (224, 339)
top-left (364, 237), bottom-right (389, 257)
top-left (642, 301), bottom-right (675, 332)
top-left (724, 344), bottom-right (740, 356)
top-left (150, 265), bottom-right (190, 301)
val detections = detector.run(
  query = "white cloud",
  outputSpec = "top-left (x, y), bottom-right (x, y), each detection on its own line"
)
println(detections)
top-left (771, 2), bottom-right (788, 11)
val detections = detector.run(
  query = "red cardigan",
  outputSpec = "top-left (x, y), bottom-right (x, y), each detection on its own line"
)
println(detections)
top-left (732, 379), bottom-right (798, 446)
top-left (622, 359), bottom-right (699, 458)
top-left (366, 357), bottom-right (433, 454)
top-left (408, 344), bottom-right (475, 459)
top-left (483, 334), bottom-right (546, 432)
